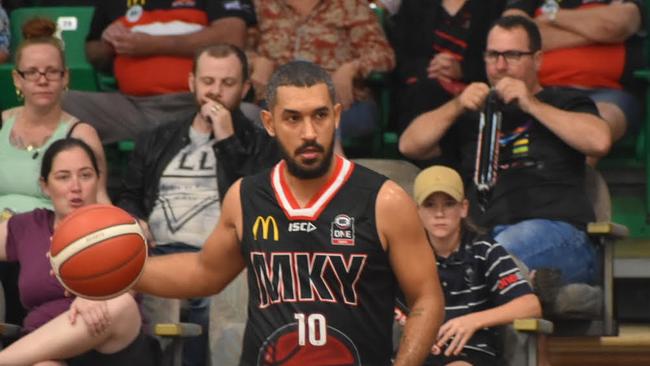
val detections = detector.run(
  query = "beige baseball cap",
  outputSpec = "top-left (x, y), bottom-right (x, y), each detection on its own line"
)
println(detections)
top-left (413, 166), bottom-right (465, 205)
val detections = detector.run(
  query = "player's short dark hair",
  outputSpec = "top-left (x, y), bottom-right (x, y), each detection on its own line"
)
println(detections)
top-left (41, 138), bottom-right (100, 181)
top-left (491, 15), bottom-right (542, 52)
top-left (265, 61), bottom-right (337, 109)
top-left (193, 43), bottom-right (249, 80)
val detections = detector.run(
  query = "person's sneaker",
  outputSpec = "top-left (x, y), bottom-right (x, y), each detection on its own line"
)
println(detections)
top-left (552, 284), bottom-right (603, 319)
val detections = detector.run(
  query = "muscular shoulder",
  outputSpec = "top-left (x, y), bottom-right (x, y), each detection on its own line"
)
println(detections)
top-left (375, 180), bottom-right (420, 246)
top-left (376, 180), bottom-right (411, 208)
top-left (222, 178), bottom-right (244, 240)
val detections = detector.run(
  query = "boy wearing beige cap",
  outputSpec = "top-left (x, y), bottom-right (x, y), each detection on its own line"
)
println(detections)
top-left (409, 166), bottom-right (541, 365)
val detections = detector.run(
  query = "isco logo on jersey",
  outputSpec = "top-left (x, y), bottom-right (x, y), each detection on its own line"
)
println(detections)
top-left (288, 221), bottom-right (316, 233)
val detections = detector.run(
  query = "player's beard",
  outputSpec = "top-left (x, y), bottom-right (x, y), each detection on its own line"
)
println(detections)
top-left (279, 132), bottom-right (335, 180)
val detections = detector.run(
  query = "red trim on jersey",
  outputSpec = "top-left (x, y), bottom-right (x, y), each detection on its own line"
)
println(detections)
top-left (306, 157), bottom-right (344, 207)
top-left (271, 156), bottom-right (354, 221)
top-left (277, 161), bottom-right (301, 209)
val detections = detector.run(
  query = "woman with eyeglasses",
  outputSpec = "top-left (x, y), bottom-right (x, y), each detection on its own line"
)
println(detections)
top-left (398, 165), bottom-right (541, 366)
top-left (0, 17), bottom-right (109, 330)
top-left (0, 17), bottom-right (109, 215)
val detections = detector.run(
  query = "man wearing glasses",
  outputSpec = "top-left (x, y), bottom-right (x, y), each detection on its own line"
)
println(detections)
top-left (399, 15), bottom-right (611, 288)
top-left (505, 0), bottom-right (644, 155)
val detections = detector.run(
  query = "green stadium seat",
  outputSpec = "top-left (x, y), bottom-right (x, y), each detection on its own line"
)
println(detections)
top-left (0, 6), bottom-right (98, 111)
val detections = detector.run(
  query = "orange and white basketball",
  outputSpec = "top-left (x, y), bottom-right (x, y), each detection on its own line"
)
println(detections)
top-left (49, 204), bottom-right (147, 300)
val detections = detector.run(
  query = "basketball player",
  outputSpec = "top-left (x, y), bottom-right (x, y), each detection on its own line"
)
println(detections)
top-left (137, 61), bottom-right (444, 366)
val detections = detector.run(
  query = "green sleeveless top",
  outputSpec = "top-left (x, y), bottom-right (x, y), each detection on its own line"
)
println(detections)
top-left (0, 114), bottom-right (73, 214)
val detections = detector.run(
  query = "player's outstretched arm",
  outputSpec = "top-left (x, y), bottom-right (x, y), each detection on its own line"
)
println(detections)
top-left (376, 181), bottom-right (445, 366)
top-left (135, 180), bottom-right (246, 299)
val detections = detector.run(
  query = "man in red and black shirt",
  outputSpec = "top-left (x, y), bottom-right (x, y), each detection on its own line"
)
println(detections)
top-left (63, 0), bottom-right (256, 144)
top-left (505, 0), bottom-right (645, 148)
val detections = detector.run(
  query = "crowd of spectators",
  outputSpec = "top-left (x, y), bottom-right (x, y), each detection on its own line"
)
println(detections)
top-left (0, 0), bottom-right (646, 364)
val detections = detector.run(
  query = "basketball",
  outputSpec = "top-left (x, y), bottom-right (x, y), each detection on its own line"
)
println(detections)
top-left (49, 204), bottom-right (147, 300)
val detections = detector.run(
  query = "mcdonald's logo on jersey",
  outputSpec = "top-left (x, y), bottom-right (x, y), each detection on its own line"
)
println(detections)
top-left (253, 216), bottom-right (279, 241)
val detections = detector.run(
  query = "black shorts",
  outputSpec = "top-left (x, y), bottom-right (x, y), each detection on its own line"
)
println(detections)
top-left (67, 331), bottom-right (161, 366)
top-left (423, 349), bottom-right (498, 366)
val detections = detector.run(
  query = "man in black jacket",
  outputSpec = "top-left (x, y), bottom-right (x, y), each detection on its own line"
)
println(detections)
top-left (118, 43), bottom-right (279, 366)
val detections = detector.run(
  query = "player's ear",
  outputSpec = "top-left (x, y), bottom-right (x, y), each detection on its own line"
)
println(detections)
top-left (261, 109), bottom-right (276, 137)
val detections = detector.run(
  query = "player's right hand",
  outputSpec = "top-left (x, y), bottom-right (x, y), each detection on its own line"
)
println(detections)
top-left (136, 218), bottom-right (156, 249)
top-left (455, 82), bottom-right (490, 112)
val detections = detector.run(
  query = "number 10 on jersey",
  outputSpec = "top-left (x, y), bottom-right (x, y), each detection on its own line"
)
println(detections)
top-left (294, 313), bottom-right (327, 346)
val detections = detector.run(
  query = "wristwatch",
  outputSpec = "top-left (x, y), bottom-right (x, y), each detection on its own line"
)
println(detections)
top-left (541, 0), bottom-right (559, 22)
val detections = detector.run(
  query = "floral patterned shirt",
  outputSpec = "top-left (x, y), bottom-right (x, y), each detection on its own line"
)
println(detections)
top-left (250, 0), bottom-right (395, 100)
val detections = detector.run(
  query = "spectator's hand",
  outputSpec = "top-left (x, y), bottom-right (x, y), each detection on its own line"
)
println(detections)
top-left (455, 82), bottom-right (490, 111)
top-left (136, 218), bottom-right (156, 248)
top-left (111, 32), bottom-right (155, 56)
top-left (68, 297), bottom-right (111, 337)
top-left (250, 56), bottom-right (275, 103)
top-left (200, 96), bottom-right (234, 141)
top-left (434, 314), bottom-right (480, 356)
top-left (101, 21), bottom-right (130, 46)
top-left (494, 77), bottom-right (537, 113)
top-left (427, 53), bottom-right (463, 82)
top-left (332, 61), bottom-right (359, 110)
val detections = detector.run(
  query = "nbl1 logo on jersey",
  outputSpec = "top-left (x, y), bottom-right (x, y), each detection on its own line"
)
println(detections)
top-left (331, 214), bottom-right (355, 246)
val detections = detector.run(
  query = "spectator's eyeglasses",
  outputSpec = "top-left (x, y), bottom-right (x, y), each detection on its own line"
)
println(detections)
top-left (483, 50), bottom-right (535, 64)
top-left (15, 68), bottom-right (65, 81)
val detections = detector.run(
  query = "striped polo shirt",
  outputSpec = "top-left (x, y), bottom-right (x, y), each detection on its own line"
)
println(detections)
top-left (434, 230), bottom-right (533, 356)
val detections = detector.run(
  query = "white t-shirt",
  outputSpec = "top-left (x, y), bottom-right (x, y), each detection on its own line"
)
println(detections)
top-left (148, 126), bottom-right (221, 248)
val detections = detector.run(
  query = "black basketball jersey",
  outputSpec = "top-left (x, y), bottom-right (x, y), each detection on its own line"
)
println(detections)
top-left (239, 156), bottom-right (396, 366)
